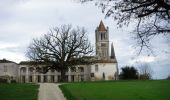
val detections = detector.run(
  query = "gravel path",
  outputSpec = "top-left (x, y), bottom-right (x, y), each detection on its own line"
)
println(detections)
top-left (38, 83), bottom-right (66, 100)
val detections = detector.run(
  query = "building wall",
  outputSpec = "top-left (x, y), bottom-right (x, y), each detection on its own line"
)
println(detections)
top-left (91, 63), bottom-right (118, 80)
top-left (18, 64), bottom-right (91, 83)
top-left (0, 62), bottom-right (118, 83)
top-left (0, 63), bottom-right (18, 82)
top-left (95, 30), bottom-right (110, 60)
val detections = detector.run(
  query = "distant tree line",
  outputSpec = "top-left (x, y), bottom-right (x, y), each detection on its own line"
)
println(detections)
top-left (119, 64), bottom-right (153, 80)
top-left (167, 76), bottom-right (170, 80)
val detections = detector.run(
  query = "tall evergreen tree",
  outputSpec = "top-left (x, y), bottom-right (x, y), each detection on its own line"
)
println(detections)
top-left (119, 66), bottom-right (138, 80)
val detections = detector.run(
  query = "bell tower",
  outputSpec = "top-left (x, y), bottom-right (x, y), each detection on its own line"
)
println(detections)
top-left (95, 21), bottom-right (109, 60)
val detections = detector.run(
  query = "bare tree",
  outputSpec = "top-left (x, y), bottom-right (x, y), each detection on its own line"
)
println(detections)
top-left (139, 63), bottom-right (153, 80)
top-left (79, 0), bottom-right (170, 53)
top-left (26, 25), bottom-right (94, 82)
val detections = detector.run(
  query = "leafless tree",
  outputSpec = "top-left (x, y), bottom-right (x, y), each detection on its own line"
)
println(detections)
top-left (79, 0), bottom-right (170, 54)
top-left (26, 25), bottom-right (94, 82)
top-left (139, 63), bottom-right (153, 80)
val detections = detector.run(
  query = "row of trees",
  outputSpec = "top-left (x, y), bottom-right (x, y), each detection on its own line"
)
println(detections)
top-left (119, 64), bottom-right (153, 80)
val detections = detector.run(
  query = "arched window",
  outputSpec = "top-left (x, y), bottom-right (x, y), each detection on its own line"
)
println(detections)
top-left (29, 67), bottom-right (34, 74)
top-left (20, 67), bottom-right (26, 74)
top-left (103, 33), bottom-right (105, 39)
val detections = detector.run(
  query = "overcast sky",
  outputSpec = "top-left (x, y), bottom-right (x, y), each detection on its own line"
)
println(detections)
top-left (0, 0), bottom-right (170, 79)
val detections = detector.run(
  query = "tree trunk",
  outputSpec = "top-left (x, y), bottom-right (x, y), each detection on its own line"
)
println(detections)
top-left (60, 68), bottom-right (66, 82)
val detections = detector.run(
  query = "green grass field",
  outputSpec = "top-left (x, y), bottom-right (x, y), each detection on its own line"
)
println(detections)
top-left (59, 80), bottom-right (170, 100)
top-left (0, 83), bottom-right (39, 100)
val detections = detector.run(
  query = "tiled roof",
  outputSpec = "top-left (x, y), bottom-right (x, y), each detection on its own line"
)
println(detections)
top-left (98, 20), bottom-right (107, 32)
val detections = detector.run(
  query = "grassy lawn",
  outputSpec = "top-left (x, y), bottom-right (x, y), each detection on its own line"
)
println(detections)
top-left (0, 83), bottom-right (39, 100)
top-left (59, 80), bottom-right (170, 100)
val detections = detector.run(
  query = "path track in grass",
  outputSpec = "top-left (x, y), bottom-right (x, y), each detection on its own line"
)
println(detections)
top-left (38, 83), bottom-right (66, 100)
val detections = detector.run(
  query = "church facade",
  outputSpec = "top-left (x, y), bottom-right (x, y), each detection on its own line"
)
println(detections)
top-left (0, 21), bottom-right (118, 83)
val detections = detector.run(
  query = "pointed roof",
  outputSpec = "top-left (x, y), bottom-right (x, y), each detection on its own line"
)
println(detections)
top-left (98, 20), bottom-right (107, 32)
top-left (111, 42), bottom-right (116, 59)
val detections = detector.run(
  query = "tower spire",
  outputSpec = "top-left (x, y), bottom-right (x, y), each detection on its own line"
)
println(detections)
top-left (111, 42), bottom-right (115, 59)
top-left (96, 20), bottom-right (109, 59)
top-left (98, 20), bottom-right (107, 32)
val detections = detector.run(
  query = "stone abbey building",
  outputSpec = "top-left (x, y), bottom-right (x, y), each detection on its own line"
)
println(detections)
top-left (0, 21), bottom-right (118, 83)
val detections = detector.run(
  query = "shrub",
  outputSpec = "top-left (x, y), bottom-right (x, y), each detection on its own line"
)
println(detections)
top-left (11, 80), bottom-right (16, 83)
top-left (139, 74), bottom-right (151, 80)
top-left (119, 66), bottom-right (138, 80)
top-left (0, 78), bottom-right (7, 83)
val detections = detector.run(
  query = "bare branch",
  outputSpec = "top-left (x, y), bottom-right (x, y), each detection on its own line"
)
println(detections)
top-left (79, 0), bottom-right (170, 54)
top-left (26, 25), bottom-right (94, 82)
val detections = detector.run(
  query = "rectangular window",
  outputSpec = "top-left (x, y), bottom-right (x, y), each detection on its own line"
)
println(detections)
top-left (29, 76), bottom-right (33, 82)
top-left (95, 65), bottom-right (98, 72)
top-left (71, 75), bottom-right (74, 82)
top-left (80, 75), bottom-right (84, 81)
top-left (44, 76), bottom-right (47, 82)
top-left (91, 73), bottom-right (94, 77)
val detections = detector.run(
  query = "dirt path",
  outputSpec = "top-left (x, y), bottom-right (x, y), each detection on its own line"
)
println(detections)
top-left (38, 83), bottom-right (66, 100)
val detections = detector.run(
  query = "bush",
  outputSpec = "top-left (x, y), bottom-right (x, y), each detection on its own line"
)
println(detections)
top-left (119, 66), bottom-right (138, 80)
top-left (0, 78), bottom-right (7, 83)
top-left (11, 80), bottom-right (16, 83)
top-left (139, 74), bottom-right (151, 80)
